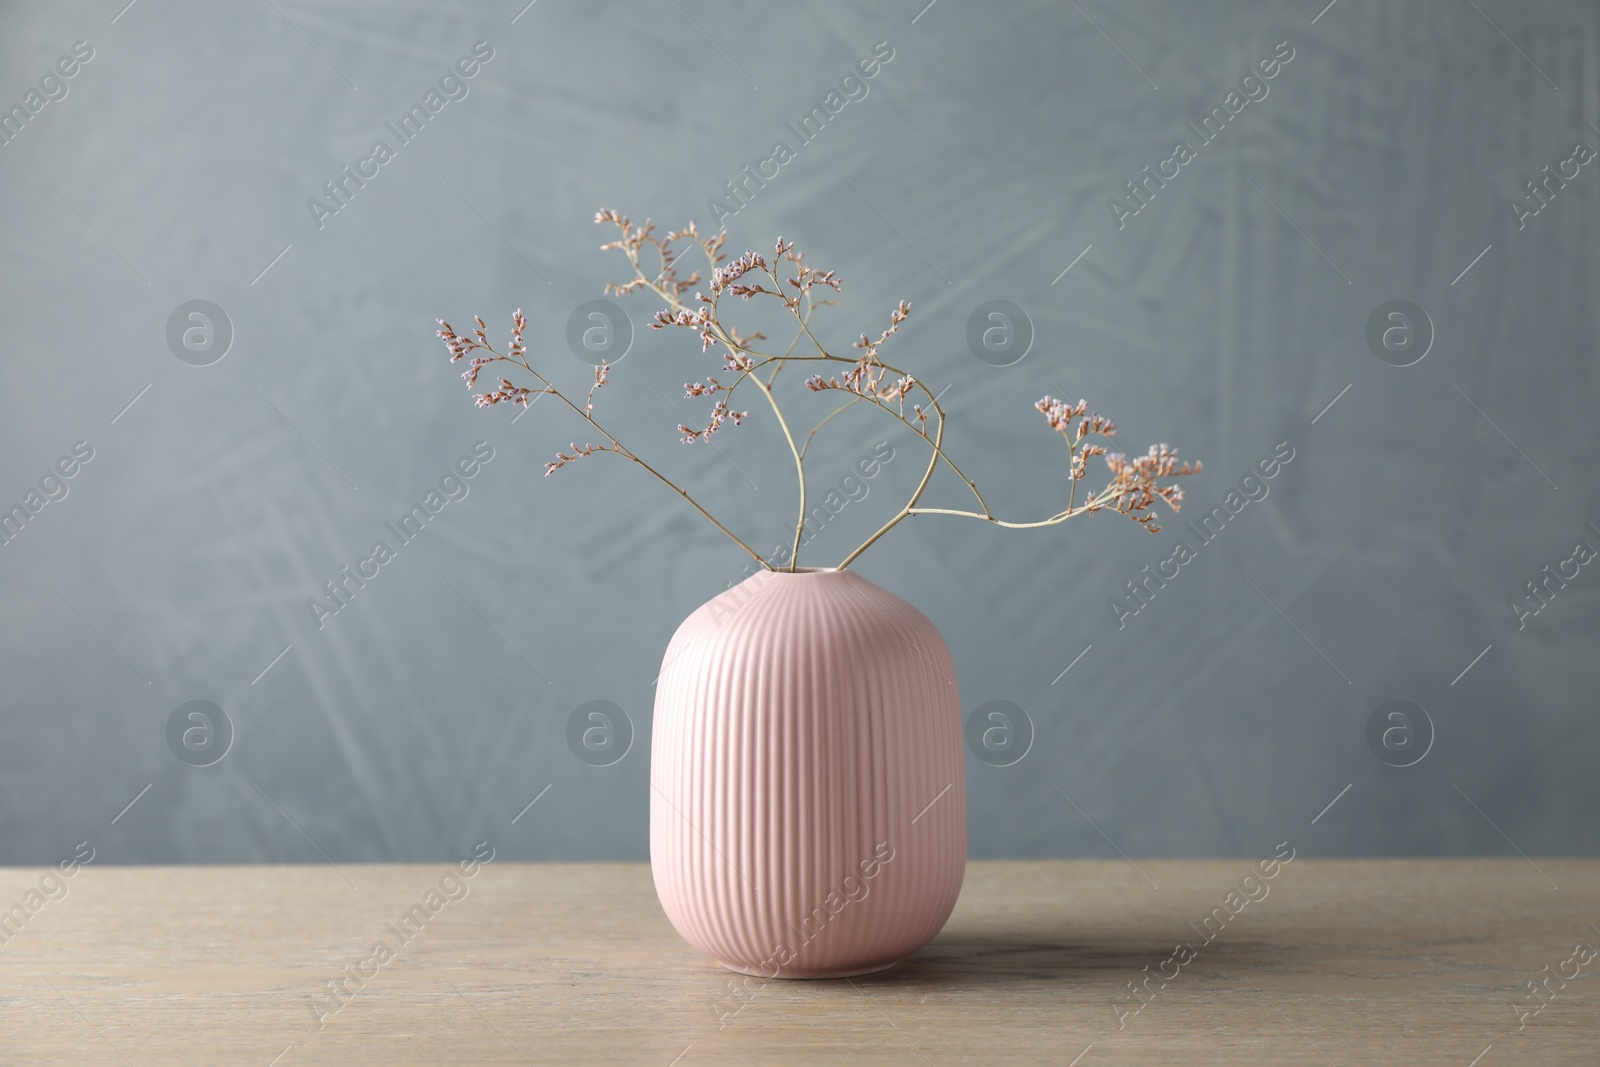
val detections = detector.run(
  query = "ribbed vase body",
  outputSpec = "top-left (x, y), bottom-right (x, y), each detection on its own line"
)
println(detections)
top-left (650, 568), bottom-right (966, 979)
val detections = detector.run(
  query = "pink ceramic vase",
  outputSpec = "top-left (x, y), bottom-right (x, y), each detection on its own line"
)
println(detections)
top-left (650, 567), bottom-right (966, 979)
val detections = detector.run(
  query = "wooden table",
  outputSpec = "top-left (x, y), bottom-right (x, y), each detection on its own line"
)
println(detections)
top-left (2, 859), bottom-right (1596, 1065)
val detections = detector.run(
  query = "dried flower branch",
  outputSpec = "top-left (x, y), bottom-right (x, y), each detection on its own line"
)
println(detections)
top-left (436, 211), bottom-right (1201, 572)
top-left (436, 310), bottom-right (768, 566)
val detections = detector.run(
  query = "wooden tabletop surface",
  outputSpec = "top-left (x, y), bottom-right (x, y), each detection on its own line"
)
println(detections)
top-left (2, 859), bottom-right (1596, 1065)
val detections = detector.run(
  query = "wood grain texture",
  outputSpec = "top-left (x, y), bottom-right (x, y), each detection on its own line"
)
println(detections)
top-left (1, 860), bottom-right (1596, 1065)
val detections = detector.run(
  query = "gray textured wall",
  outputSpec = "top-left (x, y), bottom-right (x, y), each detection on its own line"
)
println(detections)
top-left (1, 0), bottom-right (1595, 867)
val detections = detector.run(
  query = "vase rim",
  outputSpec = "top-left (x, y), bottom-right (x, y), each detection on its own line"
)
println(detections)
top-left (757, 565), bottom-right (852, 576)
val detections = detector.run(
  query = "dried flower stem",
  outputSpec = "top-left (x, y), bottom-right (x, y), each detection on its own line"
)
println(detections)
top-left (639, 238), bottom-right (978, 570)
top-left (438, 211), bottom-right (1200, 575)
top-left (437, 318), bottom-right (772, 568)
top-left (615, 232), bottom-right (814, 568)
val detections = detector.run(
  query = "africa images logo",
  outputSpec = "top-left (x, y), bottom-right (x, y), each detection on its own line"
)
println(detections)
top-left (1107, 441), bottom-right (1294, 629)
top-left (306, 41), bottom-right (494, 230)
top-left (308, 441), bottom-right (495, 629)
